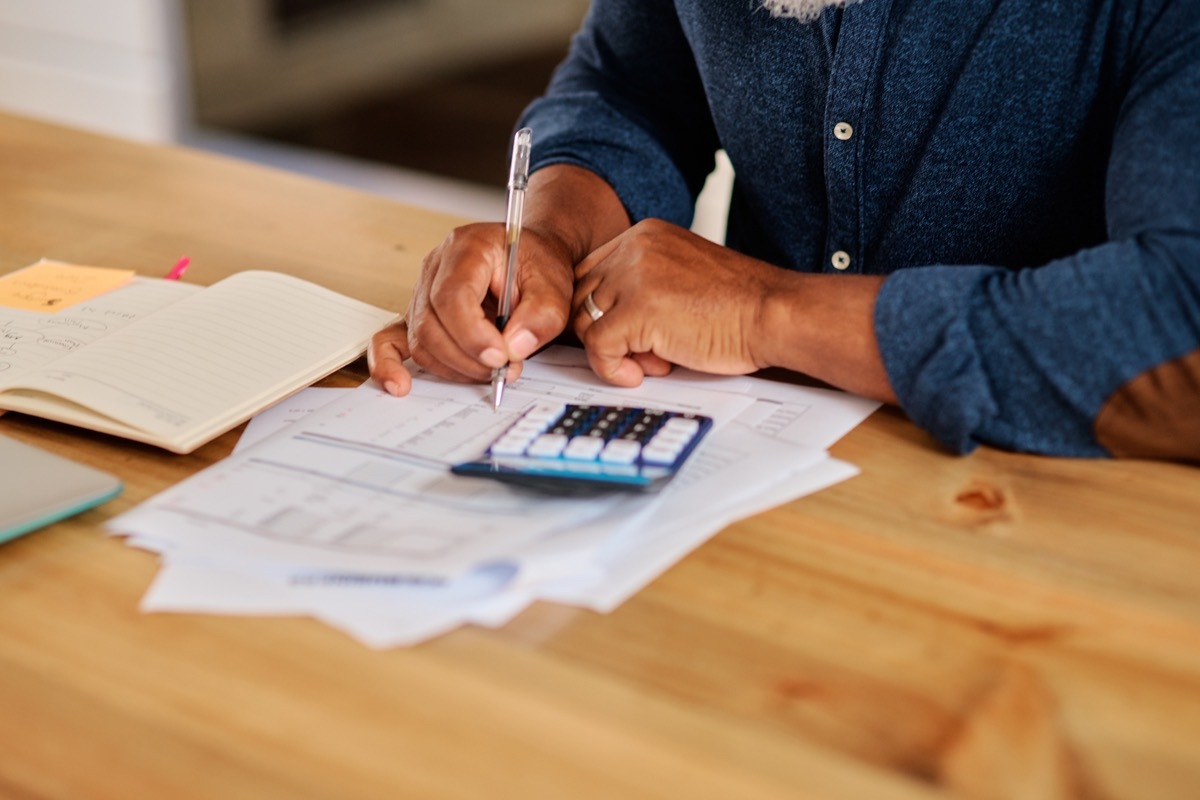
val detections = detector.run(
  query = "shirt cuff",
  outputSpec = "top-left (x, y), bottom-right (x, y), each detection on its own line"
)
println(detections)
top-left (873, 266), bottom-right (999, 454)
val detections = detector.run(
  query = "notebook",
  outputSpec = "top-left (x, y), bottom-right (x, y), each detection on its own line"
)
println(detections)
top-left (0, 265), bottom-right (397, 453)
top-left (0, 434), bottom-right (123, 544)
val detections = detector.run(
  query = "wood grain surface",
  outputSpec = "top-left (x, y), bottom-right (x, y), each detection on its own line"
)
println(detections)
top-left (1, 112), bottom-right (1198, 800)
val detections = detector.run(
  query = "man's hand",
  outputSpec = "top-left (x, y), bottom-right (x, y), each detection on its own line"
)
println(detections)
top-left (369, 164), bottom-right (633, 397)
top-left (571, 218), bottom-right (898, 403)
top-left (571, 219), bottom-right (792, 385)
top-left (368, 222), bottom-right (574, 396)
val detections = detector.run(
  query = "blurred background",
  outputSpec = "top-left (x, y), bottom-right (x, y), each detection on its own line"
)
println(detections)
top-left (185, 0), bottom-right (588, 191)
top-left (0, 0), bottom-right (729, 237)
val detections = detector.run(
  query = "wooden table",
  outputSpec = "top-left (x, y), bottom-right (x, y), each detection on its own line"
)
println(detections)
top-left (2, 112), bottom-right (1198, 800)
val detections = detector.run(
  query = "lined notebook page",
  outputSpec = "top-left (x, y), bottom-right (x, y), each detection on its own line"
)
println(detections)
top-left (0, 271), bottom-right (396, 451)
top-left (0, 278), bottom-right (198, 379)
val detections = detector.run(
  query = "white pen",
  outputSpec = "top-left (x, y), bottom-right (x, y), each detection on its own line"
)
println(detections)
top-left (491, 127), bottom-right (532, 411)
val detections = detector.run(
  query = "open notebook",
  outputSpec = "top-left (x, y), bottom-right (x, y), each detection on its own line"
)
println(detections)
top-left (0, 434), bottom-right (122, 543)
top-left (0, 269), bottom-right (397, 453)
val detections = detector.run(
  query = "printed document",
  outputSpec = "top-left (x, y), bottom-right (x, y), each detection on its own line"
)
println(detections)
top-left (109, 347), bottom-right (880, 647)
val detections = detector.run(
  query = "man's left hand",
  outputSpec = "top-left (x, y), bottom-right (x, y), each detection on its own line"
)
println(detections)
top-left (571, 219), bottom-right (797, 386)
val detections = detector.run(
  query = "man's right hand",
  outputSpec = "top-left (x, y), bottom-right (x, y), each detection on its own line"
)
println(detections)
top-left (368, 221), bottom-right (575, 396)
top-left (368, 164), bottom-right (633, 397)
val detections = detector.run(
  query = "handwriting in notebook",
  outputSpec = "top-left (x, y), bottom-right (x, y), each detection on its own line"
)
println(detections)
top-left (0, 278), bottom-right (198, 378)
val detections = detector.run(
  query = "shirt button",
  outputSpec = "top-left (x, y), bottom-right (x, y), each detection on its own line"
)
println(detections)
top-left (831, 250), bottom-right (851, 270)
top-left (833, 122), bottom-right (854, 141)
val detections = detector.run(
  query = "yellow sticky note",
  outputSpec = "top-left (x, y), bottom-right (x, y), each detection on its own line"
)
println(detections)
top-left (0, 260), bottom-right (135, 313)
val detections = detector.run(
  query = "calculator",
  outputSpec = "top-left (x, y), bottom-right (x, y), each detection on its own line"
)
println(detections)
top-left (451, 402), bottom-right (713, 494)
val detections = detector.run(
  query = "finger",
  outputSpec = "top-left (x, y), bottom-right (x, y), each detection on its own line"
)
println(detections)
top-left (573, 234), bottom-right (622, 281)
top-left (570, 269), bottom-right (616, 342)
top-left (408, 300), bottom-right (498, 384)
top-left (400, 242), bottom-right (492, 382)
top-left (576, 303), bottom-right (646, 387)
top-left (404, 229), bottom-right (506, 383)
top-left (502, 253), bottom-right (573, 362)
top-left (570, 233), bottom-right (623, 337)
top-left (368, 320), bottom-right (415, 396)
top-left (572, 283), bottom-right (671, 383)
top-left (631, 351), bottom-right (673, 377)
top-left (426, 226), bottom-right (510, 372)
top-left (585, 332), bottom-right (645, 387)
top-left (406, 256), bottom-right (500, 384)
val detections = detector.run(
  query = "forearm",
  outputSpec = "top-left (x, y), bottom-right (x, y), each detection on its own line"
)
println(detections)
top-left (757, 272), bottom-right (898, 404)
top-left (525, 164), bottom-right (631, 267)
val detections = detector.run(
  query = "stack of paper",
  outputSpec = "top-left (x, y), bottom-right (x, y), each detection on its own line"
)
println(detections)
top-left (107, 347), bottom-right (878, 647)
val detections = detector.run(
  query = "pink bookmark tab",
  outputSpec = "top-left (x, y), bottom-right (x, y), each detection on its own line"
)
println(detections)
top-left (165, 256), bottom-right (190, 281)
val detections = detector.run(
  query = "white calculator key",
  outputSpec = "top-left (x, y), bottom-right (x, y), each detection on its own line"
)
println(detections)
top-left (653, 427), bottom-right (695, 445)
top-left (526, 433), bottom-right (568, 458)
top-left (650, 428), bottom-right (693, 448)
top-left (644, 435), bottom-right (684, 454)
top-left (563, 436), bottom-right (605, 460)
top-left (641, 443), bottom-right (681, 465)
top-left (599, 439), bottom-right (641, 464)
top-left (524, 404), bottom-right (565, 425)
top-left (489, 435), bottom-right (531, 456)
top-left (507, 422), bottom-right (541, 438)
top-left (661, 417), bottom-right (701, 436)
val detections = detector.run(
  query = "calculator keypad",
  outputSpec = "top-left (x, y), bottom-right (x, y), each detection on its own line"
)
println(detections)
top-left (452, 403), bottom-right (713, 493)
top-left (490, 404), bottom-right (701, 463)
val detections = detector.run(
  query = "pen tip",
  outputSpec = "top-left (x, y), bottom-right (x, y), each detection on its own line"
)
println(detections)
top-left (492, 378), bottom-right (504, 412)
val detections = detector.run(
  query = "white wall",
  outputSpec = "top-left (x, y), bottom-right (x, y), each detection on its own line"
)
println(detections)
top-left (0, 0), bottom-right (189, 141)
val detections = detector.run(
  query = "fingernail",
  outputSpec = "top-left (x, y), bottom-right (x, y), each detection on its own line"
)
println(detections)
top-left (508, 329), bottom-right (538, 360)
top-left (480, 347), bottom-right (507, 368)
top-left (383, 380), bottom-right (400, 396)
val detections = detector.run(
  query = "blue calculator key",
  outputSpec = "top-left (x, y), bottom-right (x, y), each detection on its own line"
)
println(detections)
top-left (450, 403), bottom-right (713, 494)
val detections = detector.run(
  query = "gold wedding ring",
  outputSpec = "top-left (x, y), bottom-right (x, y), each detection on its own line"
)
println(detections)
top-left (583, 292), bottom-right (604, 322)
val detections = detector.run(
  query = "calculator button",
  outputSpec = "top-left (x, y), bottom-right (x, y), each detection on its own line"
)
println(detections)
top-left (661, 417), bottom-right (700, 436)
top-left (510, 420), bottom-right (545, 437)
top-left (641, 444), bottom-right (680, 465)
top-left (563, 436), bottom-right (605, 460)
top-left (651, 428), bottom-right (694, 446)
top-left (525, 404), bottom-right (565, 424)
top-left (527, 433), bottom-right (568, 457)
top-left (599, 439), bottom-right (641, 464)
top-left (489, 436), bottom-right (530, 456)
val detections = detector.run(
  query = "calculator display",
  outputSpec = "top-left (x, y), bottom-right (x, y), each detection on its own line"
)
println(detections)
top-left (451, 403), bottom-right (713, 494)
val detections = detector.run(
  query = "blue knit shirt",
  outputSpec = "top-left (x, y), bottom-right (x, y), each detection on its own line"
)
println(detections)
top-left (518, 0), bottom-right (1200, 460)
